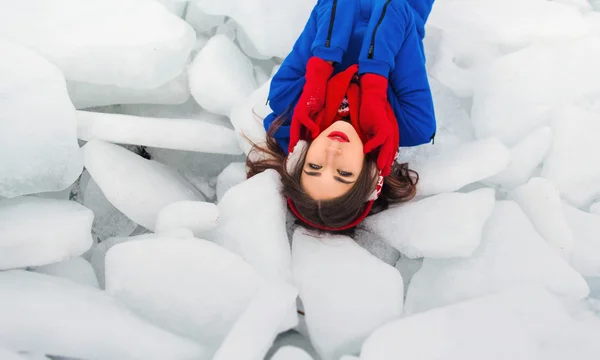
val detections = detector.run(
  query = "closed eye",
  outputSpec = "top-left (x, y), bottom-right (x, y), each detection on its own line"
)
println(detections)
top-left (308, 163), bottom-right (322, 170)
top-left (337, 170), bottom-right (353, 177)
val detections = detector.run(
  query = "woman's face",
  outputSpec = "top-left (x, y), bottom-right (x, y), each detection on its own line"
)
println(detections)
top-left (300, 120), bottom-right (365, 200)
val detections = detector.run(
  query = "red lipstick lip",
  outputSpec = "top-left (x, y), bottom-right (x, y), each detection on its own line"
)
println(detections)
top-left (327, 131), bottom-right (349, 142)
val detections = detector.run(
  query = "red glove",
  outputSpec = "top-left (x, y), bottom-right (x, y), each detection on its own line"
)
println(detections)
top-left (292, 56), bottom-right (334, 141)
top-left (359, 73), bottom-right (399, 176)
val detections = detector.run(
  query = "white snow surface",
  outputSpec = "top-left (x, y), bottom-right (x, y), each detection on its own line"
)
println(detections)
top-left (0, 40), bottom-right (82, 198)
top-left (2, 0), bottom-right (600, 358)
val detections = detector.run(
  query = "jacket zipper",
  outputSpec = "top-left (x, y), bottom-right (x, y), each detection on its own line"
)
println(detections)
top-left (325, 0), bottom-right (338, 47)
top-left (368, 0), bottom-right (393, 59)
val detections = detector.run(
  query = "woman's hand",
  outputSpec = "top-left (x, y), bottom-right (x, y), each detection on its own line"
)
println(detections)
top-left (359, 73), bottom-right (399, 176)
top-left (292, 56), bottom-right (334, 139)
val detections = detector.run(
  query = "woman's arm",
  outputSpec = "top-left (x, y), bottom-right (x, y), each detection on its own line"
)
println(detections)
top-left (267, 0), bottom-right (356, 121)
top-left (358, 0), bottom-right (436, 147)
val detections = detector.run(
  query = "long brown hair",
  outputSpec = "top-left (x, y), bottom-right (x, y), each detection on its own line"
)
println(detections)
top-left (246, 115), bottom-right (419, 234)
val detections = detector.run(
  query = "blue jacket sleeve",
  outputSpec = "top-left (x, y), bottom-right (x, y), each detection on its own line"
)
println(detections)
top-left (359, 0), bottom-right (436, 147)
top-left (265, 0), bottom-right (357, 153)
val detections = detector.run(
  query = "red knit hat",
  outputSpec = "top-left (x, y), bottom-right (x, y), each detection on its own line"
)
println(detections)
top-left (286, 63), bottom-right (399, 231)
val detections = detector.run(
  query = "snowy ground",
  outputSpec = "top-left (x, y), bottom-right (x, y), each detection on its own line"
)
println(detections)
top-left (1, 0), bottom-right (600, 359)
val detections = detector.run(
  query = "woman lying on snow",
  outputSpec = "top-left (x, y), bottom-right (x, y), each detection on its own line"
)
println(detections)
top-left (247, 0), bottom-right (437, 232)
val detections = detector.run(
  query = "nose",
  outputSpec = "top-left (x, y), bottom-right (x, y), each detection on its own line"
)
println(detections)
top-left (325, 143), bottom-right (341, 165)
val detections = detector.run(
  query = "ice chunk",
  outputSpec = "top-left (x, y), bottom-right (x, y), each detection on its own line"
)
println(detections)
top-left (77, 111), bottom-right (242, 155)
top-left (486, 126), bottom-right (553, 189)
top-left (510, 178), bottom-right (574, 258)
top-left (0, 40), bottom-right (82, 198)
top-left (216, 162), bottom-right (247, 202)
top-left (361, 189), bottom-right (496, 259)
top-left (428, 0), bottom-right (590, 48)
top-left (89, 234), bottom-right (156, 289)
top-left (229, 79), bottom-right (271, 154)
top-left (591, 202), bottom-right (600, 215)
top-left (189, 35), bottom-right (257, 116)
top-left (472, 37), bottom-right (600, 145)
top-left (67, 72), bottom-right (190, 109)
top-left (292, 228), bottom-right (403, 360)
top-left (185, 2), bottom-right (225, 34)
top-left (405, 201), bottom-right (589, 314)
top-left (212, 282), bottom-right (299, 360)
top-left (542, 104), bottom-right (600, 208)
top-left (363, 287), bottom-right (600, 360)
top-left (80, 171), bottom-right (137, 242)
top-left (563, 203), bottom-right (600, 277)
top-left (192, 0), bottom-right (315, 58)
top-left (0, 197), bottom-right (93, 270)
top-left (33, 257), bottom-right (99, 288)
top-left (0, 270), bottom-right (209, 360)
top-left (155, 201), bottom-right (219, 236)
top-left (212, 170), bottom-right (292, 284)
top-left (411, 138), bottom-right (510, 197)
top-left (83, 140), bottom-right (203, 231)
top-left (0, 0), bottom-right (195, 88)
top-left (271, 346), bottom-right (314, 360)
top-left (105, 237), bottom-right (262, 349)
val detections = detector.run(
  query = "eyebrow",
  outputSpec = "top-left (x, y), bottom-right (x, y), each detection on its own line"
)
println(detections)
top-left (303, 170), bottom-right (356, 185)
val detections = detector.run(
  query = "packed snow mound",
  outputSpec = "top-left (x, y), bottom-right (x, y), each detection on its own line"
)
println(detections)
top-left (0, 270), bottom-right (210, 360)
top-left (405, 201), bottom-right (589, 314)
top-left (83, 140), bottom-right (203, 231)
top-left (0, 197), bottom-right (93, 270)
top-left (192, 0), bottom-right (315, 58)
top-left (0, 39), bottom-right (82, 198)
top-left (0, 0), bottom-right (195, 88)
top-left (105, 237), bottom-right (262, 350)
top-left (361, 188), bottom-right (496, 259)
top-left (292, 228), bottom-right (404, 360)
top-left (77, 111), bottom-right (242, 155)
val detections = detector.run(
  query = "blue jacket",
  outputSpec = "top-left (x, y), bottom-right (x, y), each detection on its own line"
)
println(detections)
top-left (264, 0), bottom-right (437, 154)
